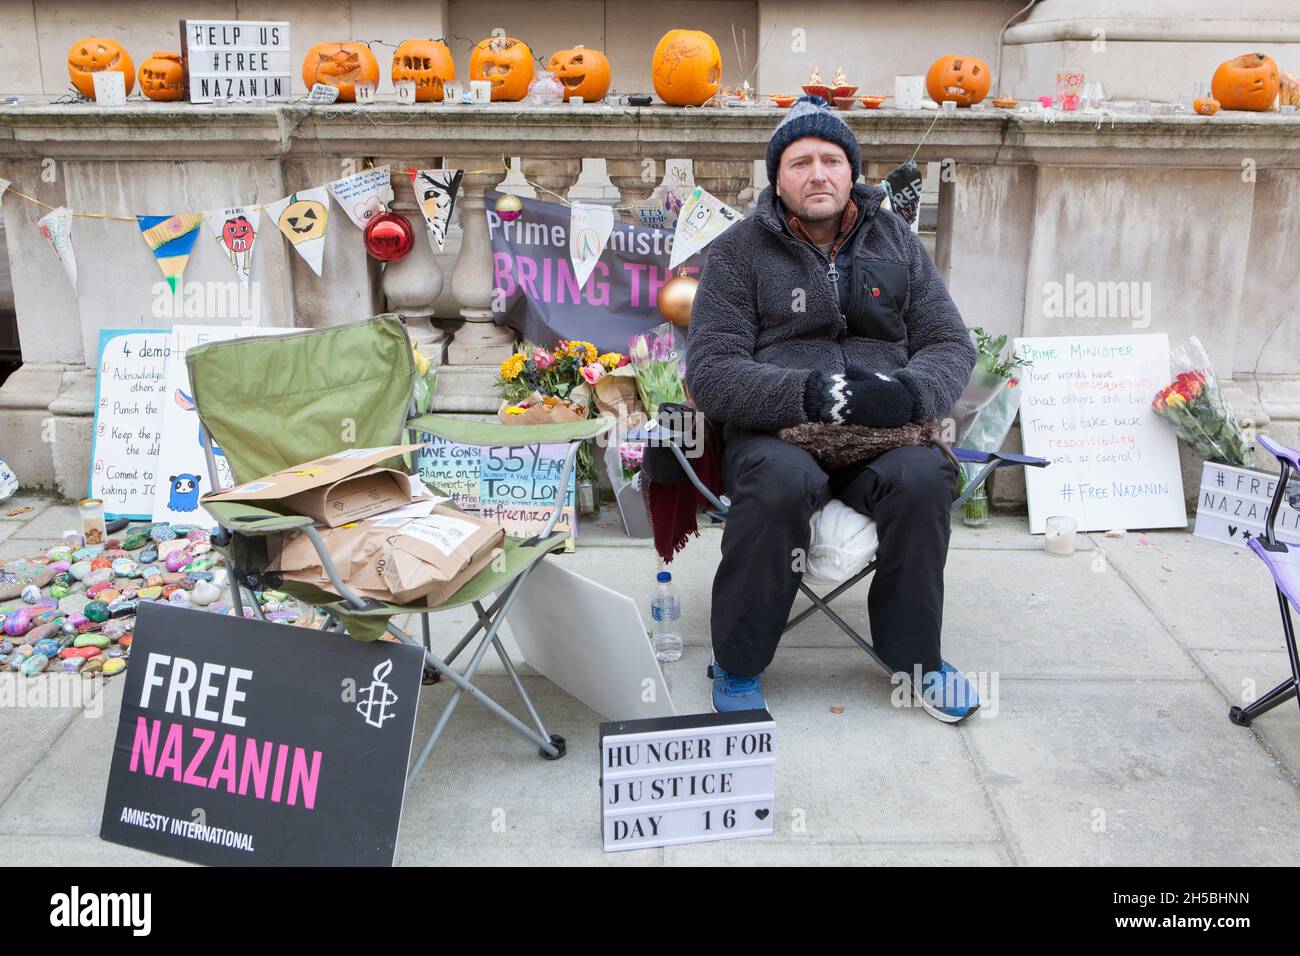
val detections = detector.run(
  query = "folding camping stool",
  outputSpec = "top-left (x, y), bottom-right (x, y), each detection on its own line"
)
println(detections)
top-left (634, 415), bottom-right (1050, 676)
top-left (185, 315), bottom-right (616, 788)
top-left (1228, 434), bottom-right (1300, 727)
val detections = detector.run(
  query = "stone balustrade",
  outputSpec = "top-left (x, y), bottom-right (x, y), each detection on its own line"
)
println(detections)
top-left (1, 101), bottom-right (1298, 508)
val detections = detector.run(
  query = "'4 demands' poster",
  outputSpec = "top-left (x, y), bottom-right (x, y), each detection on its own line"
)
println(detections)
top-left (1015, 334), bottom-right (1186, 533)
top-left (152, 325), bottom-right (292, 529)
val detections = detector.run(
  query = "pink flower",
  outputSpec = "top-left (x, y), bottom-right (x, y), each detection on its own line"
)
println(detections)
top-left (532, 348), bottom-right (556, 370)
top-left (580, 363), bottom-right (606, 385)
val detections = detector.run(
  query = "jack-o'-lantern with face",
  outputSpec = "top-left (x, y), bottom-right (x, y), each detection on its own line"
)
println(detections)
top-left (302, 42), bottom-right (380, 102)
top-left (469, 36), bottom-right (535, 101)
top-left (546, 45), bottom-right (611, 102)
top-left (651, 30), bottom-right (722, 107)
top-left (67, 36), bottom-right (136, 99)
top-left (925, 54), bottom-right (991, 107)
top-left (279, 199), bottom-right (327, 244)
top-left (139, 51), bottom-right (184, 101)
top-left (391, 39), bottom-right (455, 101)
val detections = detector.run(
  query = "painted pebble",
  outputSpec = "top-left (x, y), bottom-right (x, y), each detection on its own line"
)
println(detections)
top-left (165, 550), bottom-right (192, 573)
top-left (20, 584), bottom-right (41, 604)
top-left (102, 657), bottom-right (126, 677)
top-left (73, 633), bottom-right (110, 649)
top-left (82, 601), bottom-right (110, 624)
top-left (111, 559), bottom-right (140, 578)
top-left (20, 655), bottom-right (49, 676)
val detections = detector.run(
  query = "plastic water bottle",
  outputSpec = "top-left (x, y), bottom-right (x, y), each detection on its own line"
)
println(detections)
top-left (650, 571), bottom-right (683, 662)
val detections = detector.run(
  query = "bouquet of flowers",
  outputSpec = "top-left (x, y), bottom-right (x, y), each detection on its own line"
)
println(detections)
top-left (495, 339), bottom-right (625, 408)
top-left (495, 339), bottom-right (630, 486)
top-left (619, 442), bottom-right (645, 483)
top-left (628, 322), bottom-right (687, 419)
top-left (1151, 336), bottom-right (1250, 467)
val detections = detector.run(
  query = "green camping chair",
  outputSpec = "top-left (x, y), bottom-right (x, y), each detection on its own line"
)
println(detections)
top-left (186, 315), bottom-right (615, 786)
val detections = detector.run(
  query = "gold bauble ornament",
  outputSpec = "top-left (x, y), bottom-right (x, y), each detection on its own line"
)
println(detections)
top-left (659, 272), bottom-right (699, 327)
top-left (494, 193), bottom-right (523, 221)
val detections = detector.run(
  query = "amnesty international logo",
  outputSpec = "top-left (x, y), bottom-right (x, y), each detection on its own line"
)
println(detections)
top-left (357, 659), bottom-right (399, 728)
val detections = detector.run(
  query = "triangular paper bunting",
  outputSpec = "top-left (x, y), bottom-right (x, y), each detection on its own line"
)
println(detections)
top-left (204, 206), bottom-right (261, 285)
top-left (569, 202), bottom-right (615, 289)
top-left (414, 169), bottom-right (463, 250)
top-left (328, 165), bottom-right (394, 229)
top-left (38, 206), bottom-right (77, 295)
top-left (267, 187), bottom-right (330, 276)
top-left (669, 187), bottom-right (742, 269)
top-left (0, 178), bottom-right (10, 202)
top-left (137, 214), bottom-right (203, 292)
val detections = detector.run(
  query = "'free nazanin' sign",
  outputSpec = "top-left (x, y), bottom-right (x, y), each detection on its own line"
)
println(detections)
top-left (180, 19), bottom-right (291, 103)
top-left (600, 711), bottom-right (775, 852)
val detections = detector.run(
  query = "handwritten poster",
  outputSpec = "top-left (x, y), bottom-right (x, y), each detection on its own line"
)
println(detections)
top-left (415, 437), bottom-right (481, 510)
top-left (152, 325), bottom-right (291, 529)
top-left (90, 329), bottom-right (171, 519)
top-left (1194, 460), bottom-right (1300, 549)
top-left (478, 443), bottom-right (576, 552)
top-left (1015, 334), bottom-right (1186, 533)
top-left (328, 166), bottom-right (394, 230)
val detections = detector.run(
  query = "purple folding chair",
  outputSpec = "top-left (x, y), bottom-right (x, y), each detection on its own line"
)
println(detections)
top-left (1229, 434), bottom-right (1300, 727)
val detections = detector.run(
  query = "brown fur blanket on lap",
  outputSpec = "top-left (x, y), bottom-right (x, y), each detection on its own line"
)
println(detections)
top-left (777, 418), bottom-right (947, 471)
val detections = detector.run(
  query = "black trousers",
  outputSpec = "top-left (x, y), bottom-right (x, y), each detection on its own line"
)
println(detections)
top-left (711, 431), bottom-right (959, 677)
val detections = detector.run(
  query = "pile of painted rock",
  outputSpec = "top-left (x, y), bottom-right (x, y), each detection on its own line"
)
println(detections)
top-left (0, 521), bottom-right (320, 679)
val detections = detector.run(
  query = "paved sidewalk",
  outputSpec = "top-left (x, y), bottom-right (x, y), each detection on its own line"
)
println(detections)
top-left (3, 493), bottom-right (1298, 866)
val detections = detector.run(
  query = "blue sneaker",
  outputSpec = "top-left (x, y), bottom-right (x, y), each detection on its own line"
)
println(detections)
top-left (911, 661), bottom-right (980, 723)
top-left (710, 661), bottom-right (767, 713)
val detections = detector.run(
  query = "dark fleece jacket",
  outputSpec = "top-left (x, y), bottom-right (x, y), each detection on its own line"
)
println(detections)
top-left (685, 182), bottom-right (977, 439)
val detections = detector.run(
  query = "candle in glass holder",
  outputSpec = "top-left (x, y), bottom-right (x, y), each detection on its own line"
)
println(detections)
top-left (443, 80), bottom-right (464, 104)
top-left (79, 498), bottom-right (106, 547)
top-left (354, 80), bottom-right (377, 105)
top-left (395, 79), bottom-right (416, 105)
top-left (1044, 515), bottom-right (1078, 556)
top-left (470, 80), bottom-right (493, 104)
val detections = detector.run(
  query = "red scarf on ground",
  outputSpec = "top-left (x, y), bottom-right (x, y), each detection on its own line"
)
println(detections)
top-left (644, 418), bottom-right (725, 563)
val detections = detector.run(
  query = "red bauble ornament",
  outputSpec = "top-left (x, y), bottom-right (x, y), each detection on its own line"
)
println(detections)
top-left (364, 212), bottom-right (414, 261)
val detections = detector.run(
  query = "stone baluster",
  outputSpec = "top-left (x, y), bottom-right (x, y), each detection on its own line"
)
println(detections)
top-left (380, 172), bottom-right (446, 365)
top-left (445, 163), bottom-right (516, 366)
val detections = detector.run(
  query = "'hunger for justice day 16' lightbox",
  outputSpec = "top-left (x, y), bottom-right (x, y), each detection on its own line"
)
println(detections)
top-left (600, 711), bottom-right (775, 852)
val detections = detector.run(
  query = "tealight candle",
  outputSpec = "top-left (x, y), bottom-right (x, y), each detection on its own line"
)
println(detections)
top-left (1044, 515), bottom-right (1078, 556)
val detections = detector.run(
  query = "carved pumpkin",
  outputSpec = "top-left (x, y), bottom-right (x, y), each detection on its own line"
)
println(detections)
top-left (651, 29), bottom-right (721, 106)
top-left (547, 45), bottom-right (611, 102)
top-left (1211, 53), bottom-right (1280, 111)
top-left (67, 36), bottom-right (135, 99)
top-left (1194, 97), bottom-right (1220, 116)
top-left (391, 38), bottom-right (455, 102)
top-left (139, 51), bottom-right (184, 102)
top-left (302, 42), bottom-right (380, 102)
top-left (925, 54), bottom-right (991, 107)
top-left (469, 36), bottom-right (535, 101)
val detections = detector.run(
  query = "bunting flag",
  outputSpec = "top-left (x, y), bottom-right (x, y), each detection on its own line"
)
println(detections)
top-left (568, 202), bottom-right (614, 288)
top-left (414, 169), bottom-right (463, 251)
top-left (0, 178), bottom-right (9, 203)
top-left (137, 213), bottom-right (204, 292)
top-left (204, 206), bottom-right (260, 285)
top-left (38, 206), bottom-right (78, 295)
top-left (669, 187), bottom-right (742, 269)
top-left (328, 165), bottom-right (394, 229)
top-left (267, 187), bottom-right (330, 276)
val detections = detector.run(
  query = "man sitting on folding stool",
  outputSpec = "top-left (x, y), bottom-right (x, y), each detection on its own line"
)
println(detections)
top-left (685, 95), bottom-right (980, 721)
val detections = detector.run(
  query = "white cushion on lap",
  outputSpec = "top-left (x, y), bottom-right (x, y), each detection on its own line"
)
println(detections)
top-left (804, 499), bottom-right (879, 587)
